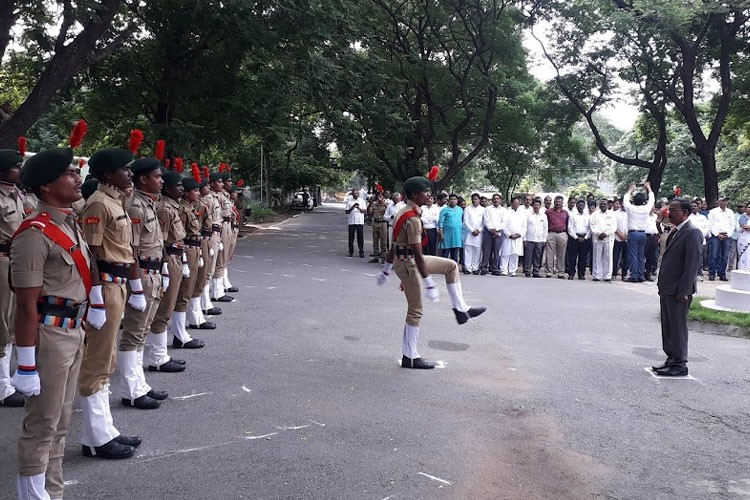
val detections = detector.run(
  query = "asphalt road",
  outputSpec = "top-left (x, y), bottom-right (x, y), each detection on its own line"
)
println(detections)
top-left (1, 203), bottom-right (749, 500)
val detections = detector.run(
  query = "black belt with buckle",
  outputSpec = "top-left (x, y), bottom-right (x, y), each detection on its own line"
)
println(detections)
top-left (374, 219), bottom-right (385, 223)
top-left (184, 238), bottom-right (201, 248)
top-left (97, 261), bottom-right (131, 278)
top-left (628, 230), bottom-right (645, 232)
top-left (222, 216), bottom-right (231, 222)
top-left (37, 297), bottom-right (87, 319)
top-left (165, 246), bottom-right (183, 257)
top-left (212, 224), bottom-right (222, 232)
top-left (201, 229), bottom-right (212, 238)
top-left (138, 258), bottom-right (161, 271)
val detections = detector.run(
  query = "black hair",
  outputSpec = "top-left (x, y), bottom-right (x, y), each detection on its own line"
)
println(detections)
top-left (671, 197), bottom-right (691, 212)
top-left (632, 192), bottom-right (647, 205)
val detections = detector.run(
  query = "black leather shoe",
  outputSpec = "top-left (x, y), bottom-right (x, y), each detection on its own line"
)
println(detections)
top-left (121, 395), bottom-right (160, 409)
top-left (113, 435), bottom-right (142, 447)
top-left (627, 278), bottom-right (639, 283)
top-left (359, 252), bottom-right (365, 258)
top-left (533, 274), bottom-right (542, 278)
top-left (491, 271), bottom-right (501, 276)
top-left (472, 270), bottom-right (479, 275)
top-left (480, 270), bottom-right (487, 275)
top-left (654, 366), bottom-right (688, 377)
top-left (462, 269), bottom-right (471, 274)
top-left (578, 276), bottom-right (586, 280)
top-left (719, 276), bottom-right (729, 282)
top-left (225, 286), bottom-right (240, 292)
top-left (651, 362), bottom-right (669, 371)
top-left (454, 307), bottom-right (487, 325)
top-left (0, 391), bottom-right (25, 407)
top-left (148, 359), bottom-right (186, 372)
top-left (172, 337), bottom-right (205, 349)
top-left (82, 439), bottom-right (135, 459)
top-left (645, 275), bottom-right (655, 282)
top-left (203, 307), bottom-right (222, 316)
top-left (401, 356), bottom-right (435, 369)
top-left (172, 358), bottom-right (186, 365)
top-left (369, 257), bottom-right (380, 263)
top-left (147, 389), bottom-right (168, 400)
top-left (568, 275), bottom-right (574, 280)
top-left (188, 321), bottom-right (216, 330)
top-left (708, 276), bottom-right (715, 281)
top-left (213, 295), bottom-right (235, 303)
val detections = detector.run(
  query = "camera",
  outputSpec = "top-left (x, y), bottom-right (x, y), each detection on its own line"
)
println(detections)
top-left (635, 183), bottom-right (644, 187)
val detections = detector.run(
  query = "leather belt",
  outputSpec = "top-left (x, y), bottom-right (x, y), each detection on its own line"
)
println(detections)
top-left (212, 224), bottom-right (222, 233)
top-left (628, 230), bottom-right (645, 232)
top-left (138, 258), bottom-right (161, 271)
top-left (97, 261), bottom-right (131, 278)
top-left (37, 296), bottom-right (87, 328)
top-left (184, 238), bottom-right (201, 248)
top-left (373, 219), bottom-right (385, 223)
top-left (223, 216), bottom-right (231, 222)
top-left (200, 229), bottom-right (212, 238)
top-left (165, 246), bottom-right (183, 257)
top-left (394, 246), bottom-right (414, 260)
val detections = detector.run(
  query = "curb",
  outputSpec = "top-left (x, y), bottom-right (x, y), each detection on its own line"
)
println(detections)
top-left (688, 320), bottom-right (750, 339)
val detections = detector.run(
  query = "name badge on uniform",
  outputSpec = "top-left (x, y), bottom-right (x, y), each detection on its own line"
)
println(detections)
top-left (6, 210), bottom-right (16, 216)
top-left (85, 217), bottom-right (100, 224)
top-left (116, 214), bottom-right (127, 221)
top-left (146, 217), bottom-right (155, 223)
top-left (131, 218), bottom-right (142, 224)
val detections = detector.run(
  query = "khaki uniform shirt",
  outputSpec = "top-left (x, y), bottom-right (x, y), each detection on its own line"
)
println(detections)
top-left (203, 193), bottom-right (222, 229)
top-left (158, 196), bottom-right (186, 246)
top-left (394, 201), bottom-right (423, 247)
top-left (179, 199), bottom-right (202, 238)
top-left (10, 201), bottom-right (90, 303)
top-left (127, 190), bottom-right (163, 259)
top-left (215, 191), bottom-right (232, 219)
top-left (81, 184), bottom-right (135, 264)
top-left (0, 183), bottom-right (24, 243)
top-left (21, 191), bottom-right (38, 218)
top-left (196, 198), bottom-right (212, 233)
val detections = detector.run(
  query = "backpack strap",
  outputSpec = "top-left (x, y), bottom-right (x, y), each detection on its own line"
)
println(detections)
top-left (12, 212), bottom-right (92, 295)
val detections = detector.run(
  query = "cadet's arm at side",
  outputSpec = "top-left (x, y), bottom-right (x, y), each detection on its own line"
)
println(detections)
top-left (14, 287), bottom-right (42, 348)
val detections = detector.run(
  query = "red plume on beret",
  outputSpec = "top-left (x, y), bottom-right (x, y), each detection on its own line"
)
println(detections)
top-left (375, 182), bottom-right (383, 193)
top-left (69, 120), bottom-right (88, 149)
top-left (155, 140), bottom-right (166, 161)
top-left (174, 157), bottom-right (184, 173)
top-left (79, 158), bottom-right (86, 167)
top-left (192, 163), bottom-right (201, 183)
top-left (128, 129), bottom-right (144, 154)
top-left (674, 186), bottom-right (682, 196)
top-left (203, 166), bottom-right (210, 179)
top-left (18, 136), bottom-right (27, 156)
top-left (218, 163), bottom-right (225, 173)
top-left (427, 165), bottom-right (440, 182)
top-left (226, 163), bottom-right (231, 173)
top-left (236, 178), bottom-right (245, 187)
top-left (164, 159), bottom-right (171, 170)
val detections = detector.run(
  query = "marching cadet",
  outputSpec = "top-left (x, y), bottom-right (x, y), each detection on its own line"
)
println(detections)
top-left (11, 146), bottom-right (90, 499)
top-left (168, 171), bottom-right (211, 344)
top-left (186, 166), bottom-right (217, 329)
top-left (116, 157), bottom-right (179, 413)
top-left (148, 170), bottom-right (204, 352)
top-left (367, 190), bottom-right (388, 263)
top-left (210, 169), bottom-right (235, 302)
top-left (376, 174), bottom-right (486, 369)
top-left (0, 143), bottom-right (26, 407)
top-left (193, 171), bottom-right (222, 325)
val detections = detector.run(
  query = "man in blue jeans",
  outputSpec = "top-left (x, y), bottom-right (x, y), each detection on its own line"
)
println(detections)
top-left (624, 182), bottom-right (655, 282)
top-left (707, 196), bottom-right (736, 281)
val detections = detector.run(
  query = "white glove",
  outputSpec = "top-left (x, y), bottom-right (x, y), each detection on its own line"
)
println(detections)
top-left (376, 262), bottom-right (394, 286)
top-left (127, 278), bottom-right (147, 311)
top-left (209, 247), bottom-right (215, 257)
top-left (11, 347), bottom-right (40, 396)
top-left (182, 263), bottom-right (190, 278)
top-left (199, 257), bottom-right (204, 268)
top-left (423, 275), bottom-right (439, 302)
top-left (87, 285), bottom-right (107, 329)
top-left (161, 262), bottom-right (170, 290)
top-left (219, 242), bottom-right (224, 251)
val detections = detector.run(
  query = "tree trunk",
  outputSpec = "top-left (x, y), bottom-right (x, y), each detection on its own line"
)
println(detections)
top-left (698, 149), bottom-right (719, 206)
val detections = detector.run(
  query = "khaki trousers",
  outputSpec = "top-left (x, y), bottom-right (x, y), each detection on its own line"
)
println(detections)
top-left (119, 273), bottom-right (161, 351)
top-left (18, 324), bottom-right (84, 499)
top-left (150, 254), bottom-right (183, 334)
top-left (228, 227), bottom-right (239, 261)
top-left (0, 257), bottom-right (15, 349)
top-left (175, 247), bottom-right (200, 313)
top-left (394, 256), bottom-right (458, 327)
top-left (193, 239), bottom-right (212, 299)
top-left (79, 282), bottom-right (126, 397)
top-left (213, 224), bottom-right (232, 279)
top-left (372, 222), bottom-right (387, 255)
top-left (544, 232), bottom-right (568, 276)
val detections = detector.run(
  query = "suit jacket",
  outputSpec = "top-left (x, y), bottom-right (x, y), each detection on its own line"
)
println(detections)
top-left (657, 220), bottom-right (704, 296)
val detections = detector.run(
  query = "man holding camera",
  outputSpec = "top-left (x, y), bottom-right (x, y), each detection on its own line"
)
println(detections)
top-left (345, 189), bottom-right (365, 258)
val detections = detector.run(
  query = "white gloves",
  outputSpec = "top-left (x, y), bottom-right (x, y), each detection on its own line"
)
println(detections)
top-left (423, 275), bottom-right (439, 302)
top-left (219, 242), bottom-right (224, 251)
top-left (376, 262), bottom-right (394, 286)
top-left (209, 247), bottom-right (215, 257)
top-left (161, 262), bottom-right (170, 290)
top-left (87, 285), bottom-right (107, 329)
top-left (181, 253), bottom-right (190, 278)
top-left (127, 278), bottom-right (147, 311)
top-left (11, 346), bottom-right (40, 396)
top-left (199, 257), bottom-right (204, 268)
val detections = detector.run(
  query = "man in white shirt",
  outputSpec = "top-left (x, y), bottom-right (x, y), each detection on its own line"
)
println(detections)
top-left (589, 199), bottom-right (617, 281)
top-left (524, 197), bottom-right (547, 277)
top-left (345, 189), bottom-right (366, 257)
top-left (463, 193), bottom-right (485, 274)
top-left (689, 200), bottom-right (709, 280)
top-left (420, 193), bottom-right (440, 256)
top-left (499, 196), bottom-right (526, 276)
top-left (707, 196), bottom-right (736, 281)
top-left (384, 192), bottom-right (406, 245)
top-left (612, 198), bottom-right (629, 280)
top-left (624, 182), bottom-right (655, 282)
top-left (481, 194), bottom-right (505, 275)
top-left (567, 199), bottom-right (591, 279)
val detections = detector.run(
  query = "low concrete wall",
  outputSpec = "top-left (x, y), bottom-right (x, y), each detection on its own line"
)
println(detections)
top-left (689, 320), bottom-right (750, 340)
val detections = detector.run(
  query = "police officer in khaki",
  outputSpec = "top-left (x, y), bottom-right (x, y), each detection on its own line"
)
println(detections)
top-left (116, 158), bottom-right (178, 413)
top-left (11, 148), bottom-right (90, 499)
top-left (376, 176), bottom-right (486, 369)
top-left (210, 172), bottom-right (235, 302)
top-left (367, 191), bottom-right (388, 263)
top-left (0, 147), bottom-right (26, 407)
top-left (79, 147), bottom-right (143, 459)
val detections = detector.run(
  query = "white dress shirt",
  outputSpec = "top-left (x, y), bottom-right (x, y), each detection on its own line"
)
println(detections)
top-left (568, 210), bottom-right (591, 239)
top-left (623, 192), bottom-right (655, 231)
top-left (645, 212), bottom-right (659, 235)
top-left (614, 209), bottom-right (629, 242)
top-left (483, 205), bottom-right (506, 232)
top-left (590, 210), bottom-right (617, 240)
top-left (689, 213), bottom-right (709, 242)
top-left (526, 210), bottom-right (548, 243)
top-left (346, 198), bottom-right (365, 225)
top-left (420, 204), bottom-right (441, 229)
top-left (463, 204), bottom-right (485, 247)
top-left (708, 206), bottom-right (736, 237)
top-left (384, 201), bottom-right (406, 224)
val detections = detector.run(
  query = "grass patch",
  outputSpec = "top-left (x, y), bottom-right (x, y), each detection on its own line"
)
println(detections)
top-left (689, 296), bottom-right (750, 328)
top-left (246, 202), bottom-right (276, 222)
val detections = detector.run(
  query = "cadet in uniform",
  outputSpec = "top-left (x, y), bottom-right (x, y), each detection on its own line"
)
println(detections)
top-left (188, 171), bottom-right (220, 328)
top-left (0, 146), bottom-right (25, 407)
top-left (367, 191), bottom-right (388, 263)
top-left (210, 172), bottom-right (235, 302)
top-left (223, 184), bottom-right (240, 293)
top-left (11, 147), bottom-right (91, 498)
top-left (79, 147), bottom-right (143, 459)
top-left (376, 176), bottom-right (486, 369)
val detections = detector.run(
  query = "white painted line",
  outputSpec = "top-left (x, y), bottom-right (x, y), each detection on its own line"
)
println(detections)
top-left (63, 480), bottom-right (80, 486)
top-left (241, 385), bottom-right (252, 393)
top-left (340, 269), bottom-right (350, 272)
top-left (260, 272), bottom-right (272, 276)
top-left (282, 274), bottom-right (296, 278)
top-left (172, 392), bottom-right (211, 400)
top-left (363, 272), bottom-right (377, 277)
top-left (136, 441), bottom-right (236, 463)
top-left (286, 261), bottom-right (294, 264)
top-left (309, 419), bottom-right (326, 427)
top-left (267, 286), bottom-right (276, 290)
top-left (381, 496), bottom-right (395, 500)
top-left (644, 367), bottom-right (695, 380)
top-left (418, 472), bottom-right (453, 486)
top-left (233, 269), bottom-right (248, 273)
top-left (312, 278), bottom-right (326, 282)
top-left (243, 432), bottom-right (279, 440)
top-left (303, 263), bottom-right (313, 267)
top-left (264, 259), bottom-right (274, 262)
top-left (276, 424), bottom-right (311, 431)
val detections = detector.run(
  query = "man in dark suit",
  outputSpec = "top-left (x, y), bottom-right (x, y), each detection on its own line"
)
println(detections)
top-left (653, 198), bottom-right (704, 377)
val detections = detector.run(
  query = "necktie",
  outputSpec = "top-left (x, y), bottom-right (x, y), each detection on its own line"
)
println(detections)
top-left (666, 228), bottom-right (677, 246)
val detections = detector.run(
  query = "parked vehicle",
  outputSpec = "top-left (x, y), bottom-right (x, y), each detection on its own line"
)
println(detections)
top-left (290, 191), bottom-right (313, 211)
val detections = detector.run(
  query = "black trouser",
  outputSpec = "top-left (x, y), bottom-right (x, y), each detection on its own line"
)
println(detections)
top-left (567, 237), bottom-right (588, 277)
top-left (660, 294), bottom-right (691, 368)
top-left (645, 234), bottom-right (660, 274)
top-left (423, 228), bottom-right (438, 256)
top-left (523, 241), bottom-right (544, 275)
top-left (480, 229), bottom-right (501, 272)
top-left (348, 224), bottom-right (364, 254)
top-left (613, 240), bottom-right (629, 277)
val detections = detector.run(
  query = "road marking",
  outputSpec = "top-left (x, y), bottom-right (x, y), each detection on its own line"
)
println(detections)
top-left (241, 385), bottom-right (251, 393)
top-left (363, 272), bottom-right (377, 277)
top-left (303, 263), bottom-right (313, 267)
top-left (644, 367), bottom-right (695, 380)
top-left (267, 287), bottom-right (276, 290)
top-left (418, 472), bottom-right (453, 486)
top-left (312, 278), bottom-right (326, 282)
top-left (282, 274), bottom-right (296, 278)
top-left (63, 480), bottom-right (80, 486)
top-left (243, 432), bottom-right (279, 440)
top-left (309, 419), bottom-right (326, 427)
top-left (276, 424), bottom-right (311, 431)
top-left (260, 272), bottom-right (272, 276)
top-left (135, 441), bottom-right (236, 463)
top-left (173, 392), bottom-right (211, 400)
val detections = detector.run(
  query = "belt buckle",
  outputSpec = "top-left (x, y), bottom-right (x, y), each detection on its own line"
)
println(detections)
top-left (75, 301), bottom-right (88, 320)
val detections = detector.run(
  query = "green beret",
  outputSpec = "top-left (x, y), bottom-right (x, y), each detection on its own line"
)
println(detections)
top-left (402, 176), bottom-right (432, 194)
top-left (81, 178), bottom-right (100, 200)
top-left (209, 172), bottom-right (223, 182)
top-left (182, 176), bottom-right (200, 191)
top-left (220, 172), bottom-right (231, 182)
top-left (0, 149), bottom-right (23, 171)
top-left (162, 170), bottom-right (183, 188)
top-left (20, 148), bottom-right (74, 188)
top-left (88, 148), bottom-right (133, 177)
top-left (199, 177), bottom-right (209, 189)
top-left (130, 158), bottom-right (162, 178)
